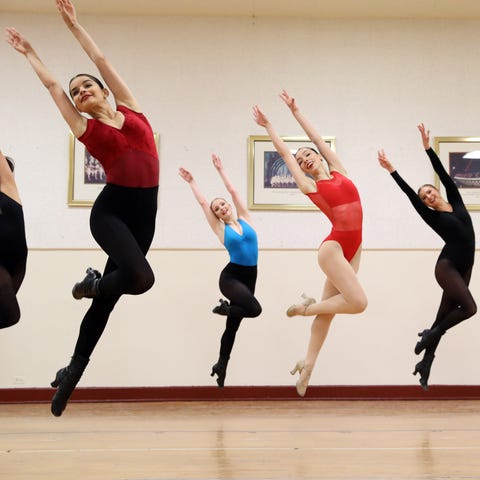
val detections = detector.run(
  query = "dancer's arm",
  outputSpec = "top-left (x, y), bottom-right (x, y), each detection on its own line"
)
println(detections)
top-left (378, 149), bottom-right (432, 219)
top-left (418, 123), bottom-right (463, 206)
top-left (253, 105), bottom-right (316, 194)
top-left (5, 27), bottom-right (86, 137)
top-left (56, 0), bottom-right (139, 112)
top-left (280, 89), bottom-right (346, 175)
top-left (178, 168), bottom-right (224, 240)
top-left (211, 154), bottom-right (252, 223)
top-left (0, 150), bottom-right (21, 204)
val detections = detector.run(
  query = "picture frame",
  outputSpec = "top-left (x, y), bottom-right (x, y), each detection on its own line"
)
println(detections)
top-left (434, 136), bottom-right (480, 211)
top-left (68, 132), bottom-right (159, 207)
top-left (247, 135), bottom-right (336, 210)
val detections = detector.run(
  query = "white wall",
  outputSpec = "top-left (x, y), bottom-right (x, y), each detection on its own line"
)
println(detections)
top-left (0, 13), bottom-right (479, 387)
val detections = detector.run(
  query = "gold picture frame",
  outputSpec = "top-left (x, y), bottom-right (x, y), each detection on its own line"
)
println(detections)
top-left (68, 132), bottom-right (159, 207)
top-left (247, 135), bottom-right (336, 210)
top-left (434, 136), bottom-right (480, 211)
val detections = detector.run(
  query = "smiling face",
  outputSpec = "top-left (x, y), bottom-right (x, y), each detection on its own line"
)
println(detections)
top-left (69, 74), bottom-right (107, 112)
top-left (294, 147), bottom-right (322, 174)
top-left (210, 198), bottom-right (233, 221)
top-left (418, 184), bottom-right (441, 209)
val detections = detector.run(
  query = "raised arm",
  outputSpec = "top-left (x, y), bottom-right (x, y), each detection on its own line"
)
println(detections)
top-left (280, 90), bottom-right (345, 174)
top-left (417, 123), bottom-right (462, 204)
top-left (253, 105), bottom-right (316, 194)
top-left (377, 149), bottom-right (432, 219)
top-left (5, 27), bottom-right (86, 137)
top-left (0, 151), bottom-right (21, 204)
top-left (56, 0), bottom-right (139, 112)
top-left (211, 154), bottom-right (251, 223)
top-left (178, 167), bottom-right (224, 240)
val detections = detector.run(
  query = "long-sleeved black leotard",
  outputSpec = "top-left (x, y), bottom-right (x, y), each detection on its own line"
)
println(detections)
top-left (391, 148), bottom-right (476, 345)
top-left (391, 148), bottom-right (475, 274)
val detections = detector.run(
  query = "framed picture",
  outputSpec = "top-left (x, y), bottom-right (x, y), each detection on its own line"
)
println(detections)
top-left (434, 136), bottom-right (480, 211)
top-left (247, 135), bottom-right (336, 210)
top-left (68, 132), bottom-right (159, 207)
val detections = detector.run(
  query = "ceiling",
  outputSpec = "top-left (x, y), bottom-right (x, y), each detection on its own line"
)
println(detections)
top-left (2, 0), bottom-right (480, 19)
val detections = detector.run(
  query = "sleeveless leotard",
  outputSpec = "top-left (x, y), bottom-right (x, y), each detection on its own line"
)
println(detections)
top-left (306, 171), bottom-right (363, 262)
top-left (224, 219), bottom-right (258, 266)
top-left (79, 105), bottom-right (159, 188)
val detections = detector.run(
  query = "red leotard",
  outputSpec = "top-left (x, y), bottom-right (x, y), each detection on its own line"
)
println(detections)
top-left (306, 171), bottom-right (363, 262)
top-left (78, 105), bottom-right (159, 188)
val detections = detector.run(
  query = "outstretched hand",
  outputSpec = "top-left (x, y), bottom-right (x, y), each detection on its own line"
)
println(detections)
top-left (178, 167), bottom-right (193, 183)
top-left (5, 27), bottom-right (32, 55)
top-left (279, 89), bottom-right (298, 113)
top-left (377, 149), bottom-right (395, 173)
top-left (56, 0), bottom-right (78, 27)
top-left (253, 105), bottom-right (269, 127)
top-left (417, 123), bottom-right (430, 150)
top-left (211, 153), bottom-right (223, 171)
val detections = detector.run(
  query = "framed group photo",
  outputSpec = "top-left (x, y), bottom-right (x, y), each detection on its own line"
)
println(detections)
top-left (68, 132), bottom-right (159, 207)
top-left (434, 136), bottom-right (480, 211)
top-left (247, 135), bottom-right (336, 210)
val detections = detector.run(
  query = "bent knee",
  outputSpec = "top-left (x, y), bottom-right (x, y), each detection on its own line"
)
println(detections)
top-left (130, 268), bottom-right (155, 295)
top-left (465, 301), bottom-right (477, 319)
top-left (351, 295), bottom-right (368, 314)
top-left (0, 314), bottom-right (20, 329)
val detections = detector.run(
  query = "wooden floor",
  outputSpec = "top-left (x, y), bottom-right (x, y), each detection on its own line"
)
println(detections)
top-left (1, 400), bottom-right (480, 479)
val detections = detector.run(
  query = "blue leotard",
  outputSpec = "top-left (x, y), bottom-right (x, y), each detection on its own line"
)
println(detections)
top-left (224, 219), bottom-right (258, 266)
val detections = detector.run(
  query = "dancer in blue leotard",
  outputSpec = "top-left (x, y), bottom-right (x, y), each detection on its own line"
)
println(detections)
top-left (179, 154), bottom-right (262, 387)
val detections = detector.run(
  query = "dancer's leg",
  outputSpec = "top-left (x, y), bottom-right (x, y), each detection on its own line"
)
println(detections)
top-left (289, 243), bottom-right (367, 316)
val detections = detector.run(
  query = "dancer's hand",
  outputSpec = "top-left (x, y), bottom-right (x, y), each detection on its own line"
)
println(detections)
top-left (5, 28), bottom-right (32, 55)
top-left (279, 89), bottom-right (298, 113)
top-left (253, 105), bottom-right (269, 127)
top-left (212, 154), bottom-right (223, 171)
top-left (377, 149), bottom-right (395, 173)
top-left (178, 167), bottom-right (193, 183)
top-left (417, 123), bottom-right (431, 150)
top-left (56, 0), bottom-right (78, 28)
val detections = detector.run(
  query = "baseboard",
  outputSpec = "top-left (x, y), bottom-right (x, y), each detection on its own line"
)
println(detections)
top-left (1, 385), bottom-right (480, 404)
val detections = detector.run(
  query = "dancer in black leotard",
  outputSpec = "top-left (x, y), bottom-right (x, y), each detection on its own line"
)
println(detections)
top-left (179, 154), bottom-right (262, 387)
top-left (7, 0), bottom-right (158, 416)
top-left (0, 151), bottom-right (28, 329)
top-left (378, 124), bottom-right (476, 390)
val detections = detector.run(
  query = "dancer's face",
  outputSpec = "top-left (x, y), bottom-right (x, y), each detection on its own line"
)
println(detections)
top-left (295, 148), bottom-right (321, 173)
top-left (211, 198), bottom-right (232, 220)
top-left (418, 184), bottom-right (441, 209)
top-left (69, 75), bottom-right (107, 112)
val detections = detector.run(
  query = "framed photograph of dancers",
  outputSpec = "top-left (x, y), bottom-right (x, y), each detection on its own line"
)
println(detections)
top-left (247, 135), bottom-right (336, 210)
top-left (68, 132), bottom-right (159, 207)
top-left (434, 136), bottom-right (480, 211)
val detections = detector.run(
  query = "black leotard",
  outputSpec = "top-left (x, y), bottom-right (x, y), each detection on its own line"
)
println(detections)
top-left (391, 148), bottom-right (475, 274)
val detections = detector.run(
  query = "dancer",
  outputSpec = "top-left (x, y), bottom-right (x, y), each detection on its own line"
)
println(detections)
top-left (6, 0), bottom-right (159, 415)
top-left (179, 154), bottom-right (262, 387)
top-left (0, 150), bottom-right (28, 329)
top-left (253, 91), bottom-right (367, 397)
top-left (378, 124), bottom-right (476, 390)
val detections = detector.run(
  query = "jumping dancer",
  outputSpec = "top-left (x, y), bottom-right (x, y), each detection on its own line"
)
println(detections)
top-left (378, 124), bottom-right (476, 390)
top-left (253, 91), bottom-right (367, 397)
top-left (0, 150), bottom-right (27, 329)
top-left (6, 0), bottom-right (159, 415)
top-left (179, 154), bottom-right (261, 387)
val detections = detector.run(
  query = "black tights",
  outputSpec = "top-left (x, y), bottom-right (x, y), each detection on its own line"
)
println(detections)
top-left (218, 263), bottom-right (262, 360)
top-left (423, 258), bottom-right (477, 357)
top-left (74, 184), bottom-right (158, 358)
top-left (0, 193), bottom-right (27, 329)
top-left (0, 265), bottom-right (25, 329)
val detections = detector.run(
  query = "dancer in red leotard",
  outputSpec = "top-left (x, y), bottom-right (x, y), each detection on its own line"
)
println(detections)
top-left (7, 0), bottom-right (158, 416)
top-left (253, 91), bottom-right (367, 397)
